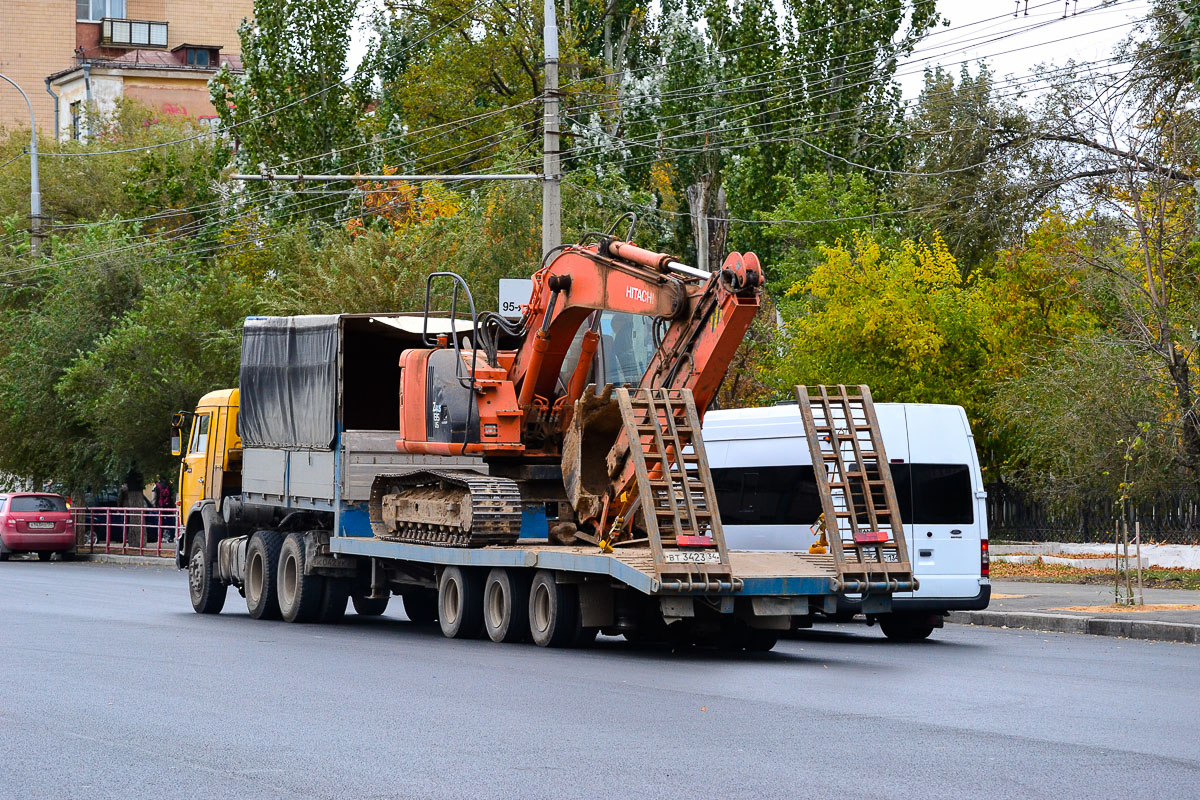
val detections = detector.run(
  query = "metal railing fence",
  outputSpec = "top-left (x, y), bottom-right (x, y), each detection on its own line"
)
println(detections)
top-left (73, 507), bottom-right (178, 558)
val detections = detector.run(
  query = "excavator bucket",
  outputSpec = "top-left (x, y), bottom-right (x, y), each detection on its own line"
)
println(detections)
top-left (795, 384), bottom-right (916, 593)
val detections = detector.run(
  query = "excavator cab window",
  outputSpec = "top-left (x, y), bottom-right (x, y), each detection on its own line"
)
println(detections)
top-left (597, 312), bottom-right (656, 386)
top-left (557, 311), bottom-right (658, 391)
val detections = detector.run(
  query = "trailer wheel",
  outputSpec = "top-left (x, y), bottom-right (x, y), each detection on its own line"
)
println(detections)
top-left (318, 578), bottom-right (350, 623)
top-left (401, 590), bottom-right (438, 625)
top-left (187, 532), bottom-right (227, 615)
top-left (245, 530), bottom-right (284, 620)
top-left (483, 568), bottom-right (530, 643)
top-left (438, 566), bottom-right (484, 639)
top-left (528, 570), bottom-right (579, 648)
top-left (352, 593), bottom-right (390, 616)
top-left (277, 533), bottom-right (325, 623)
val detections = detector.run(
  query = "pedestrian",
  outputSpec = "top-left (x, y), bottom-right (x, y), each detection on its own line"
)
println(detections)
top-left (151, 475), bottom-right (174, 543)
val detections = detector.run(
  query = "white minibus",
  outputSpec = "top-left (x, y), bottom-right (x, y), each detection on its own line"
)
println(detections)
top-left (703, 403), bottom-right (991, 640)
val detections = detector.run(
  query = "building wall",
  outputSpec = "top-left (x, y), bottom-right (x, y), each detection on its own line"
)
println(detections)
top-left (0, 2), bottom-right (75, 138)
top-left (124, 75), bottom-right (221, 123)
top-left (129, 0), bottom-right (255, 51)
top-left (53, 70), bottom-right (218, 140)
top-left (0, 0), bottom-right (253, 138)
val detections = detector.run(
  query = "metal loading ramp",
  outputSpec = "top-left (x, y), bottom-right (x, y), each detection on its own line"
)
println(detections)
top-left (612, 387), bottom-right (736, 592)
top-left (795, 384), bottom-right (917, 593)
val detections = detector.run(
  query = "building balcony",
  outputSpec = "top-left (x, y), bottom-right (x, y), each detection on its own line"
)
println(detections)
top-left (100, 17), bottom-right (168, 49)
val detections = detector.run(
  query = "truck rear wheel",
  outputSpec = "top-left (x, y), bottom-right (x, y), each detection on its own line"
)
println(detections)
top-left (187, 532), bottom-right (227, 615)
top-left (278, 533), bottom-right (324, 623)
top-left (483, 568), bottom-right (529, 643)
top-left (245, 530), bottom-right (284, 620)
top-left (528, 570), bottom-right (578, 648)
top-left (401, 589), bottom-right (437, 625)
top-left (438, 566), bottom-right (484, 639)
top-left (352, 593), bottom-right (390, 616)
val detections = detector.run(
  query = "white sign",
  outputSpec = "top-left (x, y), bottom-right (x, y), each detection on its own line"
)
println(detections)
top-left (498, 278), bottom-right (534, 319)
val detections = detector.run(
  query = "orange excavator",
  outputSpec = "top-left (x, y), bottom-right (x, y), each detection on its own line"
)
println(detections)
top-left (369, 225), bottom-right (763, 586)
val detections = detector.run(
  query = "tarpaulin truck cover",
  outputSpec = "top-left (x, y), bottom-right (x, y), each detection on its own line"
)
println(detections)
top-left (238, 315), bottom-right (338, 450)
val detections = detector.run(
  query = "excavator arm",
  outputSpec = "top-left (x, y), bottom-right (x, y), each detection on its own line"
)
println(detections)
top-left (509, 238), bottom-right (761, 420)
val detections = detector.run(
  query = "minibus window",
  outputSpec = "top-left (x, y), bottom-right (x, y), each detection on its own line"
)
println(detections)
top-left (910, 464), bottom-right (973, 524)
top-left (888, 463), bottom-right (913, 524)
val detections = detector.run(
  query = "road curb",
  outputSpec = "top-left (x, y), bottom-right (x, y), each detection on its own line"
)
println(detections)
top-left (947, 610), bottom-right (1199, 644)
top-left (77, 553), bottom-right (175, 567)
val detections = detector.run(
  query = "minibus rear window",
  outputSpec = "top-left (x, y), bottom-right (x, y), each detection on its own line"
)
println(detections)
top-left (895, 463), bottom-right (973, 525)
top-left (710, 466), bottom-right (823, 526)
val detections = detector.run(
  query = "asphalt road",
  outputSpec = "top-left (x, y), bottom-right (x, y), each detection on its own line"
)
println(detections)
top-left (2, 561), bottom-right (1197, 800)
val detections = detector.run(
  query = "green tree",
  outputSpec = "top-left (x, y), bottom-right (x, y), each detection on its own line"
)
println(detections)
top-left (211, 0), bottom-right (367, 181)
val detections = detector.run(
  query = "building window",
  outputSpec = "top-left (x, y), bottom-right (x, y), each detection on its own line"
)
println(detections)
top-left (70, 101), bottom-right (82, 141)
top-left (102, 18), bottom-right (168, 48)
top-left (186, 48), bottom-right (212, 67)
top-left (77, 0), bottom-right (126, 22)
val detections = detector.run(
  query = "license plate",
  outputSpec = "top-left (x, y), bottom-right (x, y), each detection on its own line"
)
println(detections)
top-left (663, 550), bottom-right (720, 564)
top-left (27, 522), bottom-right (54, 530)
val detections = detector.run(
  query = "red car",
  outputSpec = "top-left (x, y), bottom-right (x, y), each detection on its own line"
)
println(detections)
top-left (0, 493), bottom-right (75, 562)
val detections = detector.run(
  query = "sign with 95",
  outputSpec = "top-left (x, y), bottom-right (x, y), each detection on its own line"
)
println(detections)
top-left (499, 278), bottom-right (534, 319)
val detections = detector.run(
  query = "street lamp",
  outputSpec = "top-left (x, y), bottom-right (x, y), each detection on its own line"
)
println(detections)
top-left (0, 72), bottom-right (42, 255)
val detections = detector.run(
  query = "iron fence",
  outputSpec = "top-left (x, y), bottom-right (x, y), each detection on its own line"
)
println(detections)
top-left (986, 482), bottom-right (1200, 545)
top-left (73, 507), bottom-right (178, 558)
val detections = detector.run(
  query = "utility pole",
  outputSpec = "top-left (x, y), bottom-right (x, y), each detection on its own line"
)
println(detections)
top-left (0, 73), bottom-right (42, 256)
top-left (542, 0), bottom-right (561, 258)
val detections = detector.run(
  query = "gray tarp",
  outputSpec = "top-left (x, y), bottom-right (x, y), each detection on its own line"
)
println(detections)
top-left (239, 315), bottom-right (338, 449)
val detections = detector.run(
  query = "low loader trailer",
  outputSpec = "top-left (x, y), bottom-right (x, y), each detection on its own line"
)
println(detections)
top-left (173, 234), bottom-right (915, 650)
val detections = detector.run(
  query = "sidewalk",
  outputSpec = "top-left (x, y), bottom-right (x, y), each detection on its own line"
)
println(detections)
top-left (948, 579), bottom-right (1200, 644)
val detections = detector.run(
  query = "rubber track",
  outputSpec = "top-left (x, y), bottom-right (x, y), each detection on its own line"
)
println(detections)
top-left (369, 470), bottom-right (523, 548)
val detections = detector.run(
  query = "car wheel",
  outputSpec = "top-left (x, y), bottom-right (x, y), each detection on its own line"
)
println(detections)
top-left (880, 613), bottom-right (936, 642)
top-left (0, 552), bottom-right (9, 562)
top-left (188, 533), bottom-right (227, 615)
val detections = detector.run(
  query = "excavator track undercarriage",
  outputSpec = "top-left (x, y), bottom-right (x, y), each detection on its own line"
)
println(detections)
top-left (369, 470), bottom-right (523, 548)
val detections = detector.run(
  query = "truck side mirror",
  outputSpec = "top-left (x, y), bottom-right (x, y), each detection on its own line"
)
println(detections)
top-left (171, 431), bottom-right (182, 457)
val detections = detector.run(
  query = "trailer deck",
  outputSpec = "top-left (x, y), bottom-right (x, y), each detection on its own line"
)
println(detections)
top-left (330, 536), bottom-right (841, 596)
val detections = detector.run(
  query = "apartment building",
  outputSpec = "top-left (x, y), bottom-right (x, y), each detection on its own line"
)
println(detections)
top-left (0, 1), bottom-right (254, 140)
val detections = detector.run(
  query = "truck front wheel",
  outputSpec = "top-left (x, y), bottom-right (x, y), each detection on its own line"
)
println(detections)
top-left (278, 533), bottom-right (325, 623)
top-left (245, 531), bottom-right (284, 620)
top-left (187, 533), bottom-right (227, 615)
top-left (438, 566), bottom-right (484, 639)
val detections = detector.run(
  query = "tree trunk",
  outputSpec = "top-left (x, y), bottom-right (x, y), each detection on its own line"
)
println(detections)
top-left (686, 180), bottom-right (711, 272)
top-left (707, 184), bottom-right (729, 269)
